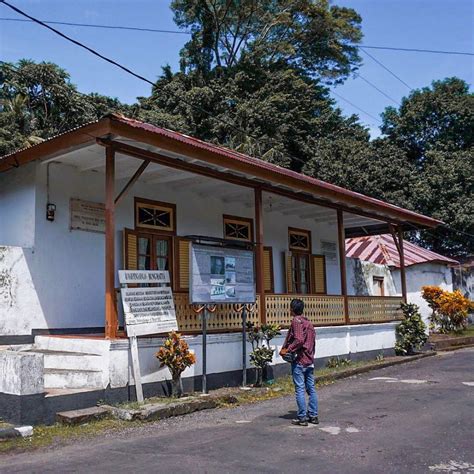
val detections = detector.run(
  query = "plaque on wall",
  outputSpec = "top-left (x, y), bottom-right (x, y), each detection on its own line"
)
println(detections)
top-left (70, 198), bottom-right (105, 234)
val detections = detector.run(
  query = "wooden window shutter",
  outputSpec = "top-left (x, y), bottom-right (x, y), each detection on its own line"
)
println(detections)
top-left (124, 229), bottom-right (138, 270)
top-left (263, 246), bottom-right (274, 293)
top-left (311, 254), bottom-right (327, 294)
top-left (176, 237), bottom-right (191, 291)
top-left (284, 251), bottom-right (294, 293)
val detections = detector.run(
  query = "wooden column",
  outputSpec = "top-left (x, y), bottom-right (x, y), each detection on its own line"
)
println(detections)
top-left (254, 188), bottom-right (266, 324)
top-left (105, 146), bottom-right (118, 339)
top-left (337, 210), bottom-right (349, 324)
top-left (398, 226), bottom-right (408, 303)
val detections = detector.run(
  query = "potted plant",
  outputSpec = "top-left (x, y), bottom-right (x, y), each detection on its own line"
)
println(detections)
top-left (156, 331), bottom-right (196, 397)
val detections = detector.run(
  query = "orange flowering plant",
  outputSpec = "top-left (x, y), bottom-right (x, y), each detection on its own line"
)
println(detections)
top-left (422, 286), bottom-right (473, 333)
top-left (156, 331), bottom-right (196, 397)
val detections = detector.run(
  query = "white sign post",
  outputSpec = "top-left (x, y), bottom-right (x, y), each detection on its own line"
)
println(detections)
top-left (119, 270), bottom-right (178, 403)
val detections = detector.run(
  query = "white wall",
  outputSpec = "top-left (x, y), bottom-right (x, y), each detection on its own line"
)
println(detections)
top-left (0, 162), bottom-right (36, 248)
top-left (108, 322), bottom-right (397, 388)
top-left (346, 258), bottom-right (397, 296)
top-left (393, 262), bottom-right (454, 328)
top-left (1, 158), bottom-right (341, 336)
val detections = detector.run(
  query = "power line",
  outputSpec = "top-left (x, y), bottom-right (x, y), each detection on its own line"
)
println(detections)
top-left (2, 16), bottom-right (473, 57)
top-left (354, 73), bottom-right (400, 106)
top-left (361, 44), bottom-right (474, 57)
top-left (330, 91), bottom-right (382, 123)
top-left (360, 48), bottom-right (412, 91)
top-left (0, 17), bottom-right (189, 34)
top-left (0, 0), bottom-right (381, 172)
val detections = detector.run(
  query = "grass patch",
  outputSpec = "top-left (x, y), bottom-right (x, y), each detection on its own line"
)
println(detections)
top-left (0, 418), bottom-right (131, 454)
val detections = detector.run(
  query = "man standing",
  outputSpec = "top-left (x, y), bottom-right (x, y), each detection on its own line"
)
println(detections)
top-left (280, 299), bottom-right (318, 426)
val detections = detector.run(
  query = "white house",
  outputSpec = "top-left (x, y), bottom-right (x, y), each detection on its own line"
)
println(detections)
top-left (346, 234), bottom-right (459, 328)
top-left (0, 114), bottom-right (444, 422)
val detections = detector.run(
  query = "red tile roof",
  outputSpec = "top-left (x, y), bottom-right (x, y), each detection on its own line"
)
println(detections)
top-left (346, 234), bottom-right (459, 268)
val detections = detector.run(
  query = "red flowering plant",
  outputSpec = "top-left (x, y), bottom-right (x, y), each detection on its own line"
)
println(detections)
top-left (156, 331), bottom-right (196, 397)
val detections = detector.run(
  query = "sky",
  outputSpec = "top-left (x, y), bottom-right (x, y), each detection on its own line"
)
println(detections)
top-left (0, 0), bottom-right (473, 138)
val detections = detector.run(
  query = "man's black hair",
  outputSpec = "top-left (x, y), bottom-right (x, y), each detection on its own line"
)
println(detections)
top-left (290, 298), bottom-right (304, 316)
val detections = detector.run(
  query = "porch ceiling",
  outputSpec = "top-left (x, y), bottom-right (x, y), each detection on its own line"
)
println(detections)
top-left (40, 141), bottom-right (386, 232)
top-left (1, 114), bottom-right (442, 235)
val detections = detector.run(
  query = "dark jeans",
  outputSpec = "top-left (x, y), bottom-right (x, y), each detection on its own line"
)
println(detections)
top-left (291, 363), bottom-right (318, 420)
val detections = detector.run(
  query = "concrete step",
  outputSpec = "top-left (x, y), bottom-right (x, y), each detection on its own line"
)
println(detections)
top-left (44, 368), bottom-right (105, 390)
top-left (27, 349), bottom-right (103, 371)
top-left (57, 406), bottom-right (110, 425)
top-left (42, 352), bottom-right (103, 372)
top-left (34, 336), bottom-right (110, 356)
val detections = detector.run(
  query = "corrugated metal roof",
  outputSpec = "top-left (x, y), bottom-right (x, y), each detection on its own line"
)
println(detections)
top-left (346, 234), bottom-right (459, 268)
top-left (0, 114), bottom-right (444, 229)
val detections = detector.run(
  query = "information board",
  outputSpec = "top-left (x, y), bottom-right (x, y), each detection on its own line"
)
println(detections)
top-left (70, 198), bottom-right (105, 234)
top-left (119, 270), bottom-right (177, 337)
top-left (190, 244), bottom-right (255, 304)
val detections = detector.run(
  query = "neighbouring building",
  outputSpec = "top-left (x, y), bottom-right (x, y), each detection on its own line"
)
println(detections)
top-left (346, 234), bottom-right (459, 328)
top-left (0, 114), bottom-right (445, 424)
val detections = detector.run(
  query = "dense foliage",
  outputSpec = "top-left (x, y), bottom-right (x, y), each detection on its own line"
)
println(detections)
top-left (0, 60), bottom-right (133, 156)
top-left (0, 1), bottom-right (472, 257)
top-left (422, 285), bottom-right (473, 333)
top-left (394, 303), bottom-right (428, 356)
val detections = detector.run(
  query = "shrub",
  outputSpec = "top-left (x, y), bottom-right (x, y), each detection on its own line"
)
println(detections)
top-left (422, 286), bottom-right (473, 333)
top-left (247, 322), bottom-right (281, 386)
top-left (395, 303), bottom-right (428, 355)
top-left (156, 331), bottom-right (196, 397)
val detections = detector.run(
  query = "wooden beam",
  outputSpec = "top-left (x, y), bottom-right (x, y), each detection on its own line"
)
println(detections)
top-left (337, 210), bottom-right (349, 325)
top-left (398, 227), bottom-right (408, 303)
top-left (255, 188), bottom-right (266, 324)
top-left (97, 138), bottom-right (410, 227)
top-left (105, 146), bottom-right (118, 339)
top-left (114, 159), bottom-right (150, 205)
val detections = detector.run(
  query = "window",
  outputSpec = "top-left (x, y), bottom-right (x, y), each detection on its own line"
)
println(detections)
top-left (223, 215), bottom-right (254, 242)
top-left (287, 228), bottom-right (312, 294)
top-left (124, 230), bottom-right (174, 285)
top-left (135, 198), bottom-right (176, 234)
top-left (289, 228), bottom-right (311, 252)
top-left (292, 253), bottom-right (311, 294)
top-left (373, 277), bottom-right (385, 296)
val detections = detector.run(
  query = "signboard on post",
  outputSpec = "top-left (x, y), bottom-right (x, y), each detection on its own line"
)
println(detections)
top-left (119, 270), bottom-right (177, 402)
top-left (189, 244), bottom-right (256, 304)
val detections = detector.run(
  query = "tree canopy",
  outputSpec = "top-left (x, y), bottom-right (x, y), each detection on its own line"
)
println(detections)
top-left (0, 60), bottom-right (132, 155)
top-left (0, 2), bottom-right (472, 257)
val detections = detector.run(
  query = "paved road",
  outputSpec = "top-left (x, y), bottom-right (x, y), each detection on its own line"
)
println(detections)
top-left (1, 349), bottom-right (474, 474)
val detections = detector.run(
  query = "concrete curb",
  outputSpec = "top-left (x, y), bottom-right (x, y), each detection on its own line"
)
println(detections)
top-left (102, 396), bottom-right (223, 422)
top-left (435, 343), bottom-right (474, 353)
top-left (429, 336), bottom-right (474, 351)
top-left (316, 352), bottom-right (437, 384)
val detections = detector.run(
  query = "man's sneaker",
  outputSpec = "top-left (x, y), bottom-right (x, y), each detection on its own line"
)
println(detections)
top-left (291, 418), bottom-right (308, 427)
top-left (308, 416), bottom-right (319, 425)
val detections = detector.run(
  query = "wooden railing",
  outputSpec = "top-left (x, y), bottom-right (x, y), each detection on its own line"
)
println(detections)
top-left (347, 296), bottom-right (404, 323)
top-left (174, 292), bottom-right (260, 333)
top-left (266, 294), bottom-right (346, 327)
top-left (173, 293), bottom-right (403, 333)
